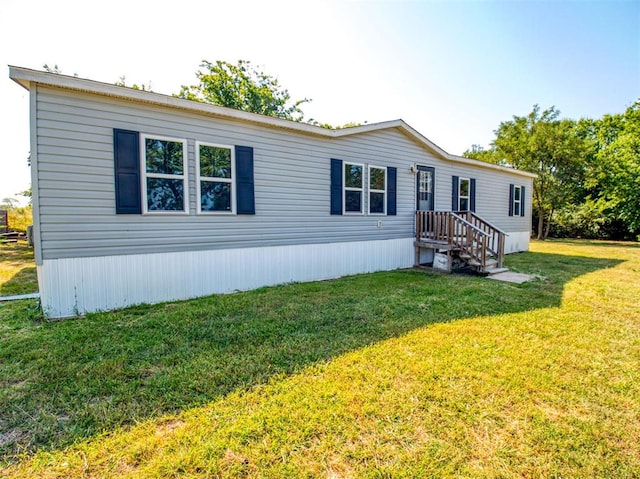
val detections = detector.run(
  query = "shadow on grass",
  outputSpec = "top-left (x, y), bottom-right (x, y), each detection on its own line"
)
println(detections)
top-left (0, 266), bottom-right (38, 297)
top-left (0, 250), bottom-right (623, 461)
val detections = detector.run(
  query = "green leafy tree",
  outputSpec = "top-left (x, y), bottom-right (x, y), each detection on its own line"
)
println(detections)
top-left (115, 75), bottom-right (152, 91)
top-left (462, 144), bottom-right (502, 165)
top-left (588, 101), bottom-right (640, 237)
top-left (461, 101), bottom-right (640, 241)
top-left (177, 60), bottom-right (310, 121)
top-left (464, 105), bottom-right (587, 239)
top-left (306, 119), bottom-right (365, 129)
top-left (496, 106), bottom-right (587, 239)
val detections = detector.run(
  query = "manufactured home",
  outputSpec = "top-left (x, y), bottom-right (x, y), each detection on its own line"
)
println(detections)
top-left (10, 66), bottom-right (535, 319)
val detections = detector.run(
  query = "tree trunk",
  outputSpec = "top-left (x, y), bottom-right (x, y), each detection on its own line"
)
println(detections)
top-left (536, 207), bottom-right (545, 239)
top-left (543, 208), bottom-right (555, 239)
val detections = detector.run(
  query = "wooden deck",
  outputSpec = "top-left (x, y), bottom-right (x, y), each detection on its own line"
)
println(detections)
top-left (415, 210), bottom-right (507, 273)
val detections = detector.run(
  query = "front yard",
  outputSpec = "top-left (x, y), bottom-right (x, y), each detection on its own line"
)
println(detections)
top-left (0, 240), bottom-right (639, 477)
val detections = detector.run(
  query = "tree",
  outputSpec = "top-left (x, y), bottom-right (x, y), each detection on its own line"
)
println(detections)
top-left (1, 197), bottom-right (18, 209)
top-left (115, 75), bottom-right (152, 92)
top-left (465, 105), bottom-right (587, 239)
top-left (177, 60), bottom-right (310, 121)
top-left (462, 144), bottom-right (502, 165)
top-left (588, 101), bottom-right (640, 237)
top-left (42, 64), bottom-right (78, 77)
top-left (42, 64), bottom-right (62, 74)
top-left (19, 188), bottom-right (32, 205)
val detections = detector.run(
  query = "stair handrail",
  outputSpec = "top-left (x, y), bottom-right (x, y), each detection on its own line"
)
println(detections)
top-left (456, 211), bottom-right (507, 268)
top-left (461, 212), bottom-right (508, 235)
top-left (416, 211), bottom-right (489, 242)
top-left (416, 210), bottom-right (507, 271)
top-left (449, 212), bottom-right (490, 237)
top-left (450, 212), bottom-right (489, 265)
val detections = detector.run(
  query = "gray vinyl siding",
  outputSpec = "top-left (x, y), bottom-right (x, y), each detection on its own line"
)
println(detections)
top-left (34, 86), bottom-right (532, 260)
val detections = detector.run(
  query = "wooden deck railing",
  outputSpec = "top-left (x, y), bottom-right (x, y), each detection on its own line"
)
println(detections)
top-left (455, 211), bottom-right (507, 267)
top-left (415, 210), bottom-right (507, 270)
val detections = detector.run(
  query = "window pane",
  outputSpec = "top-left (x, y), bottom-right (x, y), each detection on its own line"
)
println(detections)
top-left (201, 181), bottom-right (232, 212)
top-left (459, 178), bottom-right (469, 197)
top-left (514, 201), bottom-right (521, 216)
top-left (459, 198), bottom-right (469, 211)
top-left (147, 178), bottom-right (184, 211)
top-left (345, 190), bottom-right (362, 212)
top-left (514, 186), bottom-right (521, 201)
top-left (145, 139), bottom-right (184, 175)
top-left (345, 164), bottom-right (363, 188)
top-left (200, 145), bottom-right (232, 178)
top-left (370, 167), bottom-right (385, 191)
top-left (370, 192), bottom-right (385, 213)
top-left (420, 171), bottom-right (432, 194)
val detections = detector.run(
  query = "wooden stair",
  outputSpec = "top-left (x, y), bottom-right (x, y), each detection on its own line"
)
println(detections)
top-left (415, 210), bottom-right (508, 274)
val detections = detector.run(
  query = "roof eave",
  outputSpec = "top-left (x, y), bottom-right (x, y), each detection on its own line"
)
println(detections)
top-left (8, 65), bottom-right (536, 179)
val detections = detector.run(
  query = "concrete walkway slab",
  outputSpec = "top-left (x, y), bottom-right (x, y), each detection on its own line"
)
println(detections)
top-left (0, 292), bottom-right (40, 302)
top-left (487, 272), bottom-right (534, 284)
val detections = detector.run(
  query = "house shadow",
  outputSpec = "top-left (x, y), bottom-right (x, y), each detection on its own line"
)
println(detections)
top-left (0, 266), bottom-right (37, 297)
top-left (0, 250), bottom-right (624, 461)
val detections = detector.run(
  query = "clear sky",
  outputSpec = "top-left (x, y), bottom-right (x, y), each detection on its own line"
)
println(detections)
top-left (1, 0), bottom-right (638, 204)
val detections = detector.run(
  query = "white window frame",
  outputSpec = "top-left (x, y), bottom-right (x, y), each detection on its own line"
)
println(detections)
top-left (196, 142), bottom-right (236, 215)
top-left (141, 134), bottom-right (189, 215)
top-left (458, 177), bottom-right (470, 211)
top-left (513, 185), bottom-right (522, 216)
top-left (368, 165), bottom-right (387, 215)
top-left (343, 161), bottom-right (365, 215)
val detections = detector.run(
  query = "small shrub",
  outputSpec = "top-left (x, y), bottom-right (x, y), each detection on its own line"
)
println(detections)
top-left (550, 200), bottom-right (634, 240)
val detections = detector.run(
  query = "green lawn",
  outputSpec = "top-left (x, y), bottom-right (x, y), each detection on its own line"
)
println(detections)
top-left (0, 241), bottom-right (37, 296)
top-left (1, 240), bottom-right (639, 478)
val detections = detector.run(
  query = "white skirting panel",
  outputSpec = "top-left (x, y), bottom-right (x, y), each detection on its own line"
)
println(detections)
top-left (504, 231), bottom-right (530, 254)
top-left (38, 238), bottom-right (415, 319)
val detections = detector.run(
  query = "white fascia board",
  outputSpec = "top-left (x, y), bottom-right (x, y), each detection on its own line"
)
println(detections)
top-left (446, 154), bottom-right (538, 179)
top-left (9, 66), bottom-right (536, 179)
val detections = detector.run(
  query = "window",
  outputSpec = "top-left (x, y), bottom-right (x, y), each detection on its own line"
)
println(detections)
top-left (141, 135), bottom-right (188, 213)
top-left (513, 185), bottom-right (522, 216)
top-left (458, 177), bottom-right (470, 211)
top-left (331, 159), bottom-right (396, 216)
top-left (197, 142), bottom-right (235, 214)
top-left (344, 162), bottom-right (364, 214)
top-left (508, 184), bottom-right (525, 217)
top-left (417, 168), bottom-right (434, 211)
top-left (368, 166), bottom-right (386, 214)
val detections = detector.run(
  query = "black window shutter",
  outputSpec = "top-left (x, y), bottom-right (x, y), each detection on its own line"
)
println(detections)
top-left (235, 146), bottom-right (255, 215)
top-left (452, 175), bottom-right (459, 211)
top-left (520, 185), bottom-right (526, 217)
top-left (113, 128), bottom-right (141, 214)
top-left (508, 184), bottom-right (514, 216)
top-left (330, 158), bottom-right (343, 215)
top-left (387, 166), bottom-right (397, 216)
top-left (470, 178), bottom-right (476, 213)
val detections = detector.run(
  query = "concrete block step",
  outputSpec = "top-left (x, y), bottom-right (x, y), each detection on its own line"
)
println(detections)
top-left (484, 267), bottom-right (509, 275)
top-left (466, 258), bottom-right (498, 267)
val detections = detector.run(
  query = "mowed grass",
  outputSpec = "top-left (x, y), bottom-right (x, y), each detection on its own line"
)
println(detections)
top-left (1, 240), bottom-right (639, 477)
top-left (0, 242), bottom-right (37, 296)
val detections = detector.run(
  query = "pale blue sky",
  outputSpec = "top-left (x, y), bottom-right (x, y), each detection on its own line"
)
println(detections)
top-left (1, 0), bottom-right (638, 203)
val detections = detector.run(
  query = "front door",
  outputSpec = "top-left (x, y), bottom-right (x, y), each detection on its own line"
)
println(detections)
top-left (416, 166), bottom-right (435, 211)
